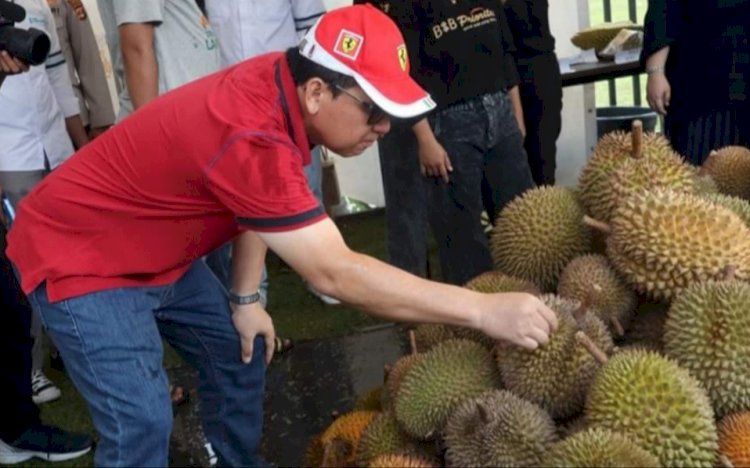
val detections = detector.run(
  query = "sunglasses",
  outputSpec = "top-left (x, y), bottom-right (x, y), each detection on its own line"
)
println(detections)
top-left (333, 84), bottom-right (388, 125)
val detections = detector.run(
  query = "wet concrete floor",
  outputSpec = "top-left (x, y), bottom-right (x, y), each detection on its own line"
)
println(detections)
top-left (168, 324), bottom-right (409, 466)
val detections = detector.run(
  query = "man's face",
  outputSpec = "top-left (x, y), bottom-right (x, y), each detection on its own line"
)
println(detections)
top-left (301, 80), bottom-right (391, 157)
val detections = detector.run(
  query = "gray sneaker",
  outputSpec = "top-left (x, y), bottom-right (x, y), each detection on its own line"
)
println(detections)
top-left (31, 370), bottom-right (61, 404)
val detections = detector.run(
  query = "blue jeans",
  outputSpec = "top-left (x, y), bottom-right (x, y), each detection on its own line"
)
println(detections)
top-left (29, 261), bottom-right (267, 467)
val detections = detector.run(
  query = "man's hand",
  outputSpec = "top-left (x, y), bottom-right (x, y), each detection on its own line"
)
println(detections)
top-left (646, 71), bottom-right (671, 116)
top-left (66, 0), bottom-right (87, 20)
top-left (476, 292), bottom-right (558, 350)
top-left (418, 137), bottom-right (453, 183)
top-left (0, 51), bottom-right (29, 75)
top-left (230, 302), bottom-right (276, 365)
top-left (88, 126), bottom-right (110, 140)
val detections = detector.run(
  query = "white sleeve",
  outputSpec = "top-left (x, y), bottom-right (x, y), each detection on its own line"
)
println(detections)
top-left (292, 0), bottom-right (325, 39)
top-left (42, 1), bottom-right (80, 117)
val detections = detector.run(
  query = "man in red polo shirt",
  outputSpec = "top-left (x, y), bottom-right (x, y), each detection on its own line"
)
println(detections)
top-left (7, 5), bottom-right (557, 466)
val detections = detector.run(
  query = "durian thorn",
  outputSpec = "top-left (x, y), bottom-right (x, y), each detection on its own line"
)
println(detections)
top-left (476, 401), bottom-right (490, 425)
top-left (575, 331), bottom-right (609, 364)
top-left (610, 316), bottom-right (625, 337)
top-left (408, 329), bottom-right (418, 355)
top-left (719, 455), bottom-right (734, 468)
top-left (582, 215), bottom-right (611, 235)
top-left (630, 119), bottom-right (643, 159)
top-left (722, 264), bottom-right (737, 282)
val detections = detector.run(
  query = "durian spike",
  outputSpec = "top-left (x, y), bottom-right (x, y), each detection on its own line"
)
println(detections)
top-left (630, 119), bottom-right (643, 159)
top-left (722, 264), bottom-right (737, 281)
top-left (719, 454), bottom-right (734, 468)
top-left (575, 331), bottom-right (609, 365)
top-left (582, 215), bottom-right (612, 235)
top-left (610, 316), bottom-right (625, 337)
top-left (408, 329), bottom-right (418, 355)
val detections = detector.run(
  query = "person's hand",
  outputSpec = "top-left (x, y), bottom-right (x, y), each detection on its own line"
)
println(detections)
top-left (476, 292), bottom-right (558, 350)
top-left (646, 72), bottom-right (671, 115)
top-left (418, 138), bottom-right (452, 183)
top-left (0, 51), bottom-right (29, 75)
top-left (66, 0), bottom-right (87, 20)
top-left (230, 302), bottom-right (276, 365)
top-left (88, 126), bottom-right (110, 140)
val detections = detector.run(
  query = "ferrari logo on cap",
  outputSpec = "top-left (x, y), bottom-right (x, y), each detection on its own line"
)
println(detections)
top-left (397, 45), bottom-right (408, 71)
top-left (334, 29), bottom-right (364, 60)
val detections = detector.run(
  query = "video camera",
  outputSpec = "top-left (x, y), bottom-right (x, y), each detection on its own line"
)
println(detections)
top-left (0, 0), bottom-right (51, 65)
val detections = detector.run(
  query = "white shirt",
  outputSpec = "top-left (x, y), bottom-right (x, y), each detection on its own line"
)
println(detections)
top-left (206, 0), bottom-right (325, 66)
top-left (0, 0), bottom-right (79, 171)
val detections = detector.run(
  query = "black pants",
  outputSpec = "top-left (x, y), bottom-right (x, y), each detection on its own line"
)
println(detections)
top-left (517, 53), bottom-right (563, 186)
top-left (379, 91), bottom-right (535, 285)
top-left (666, 106), bottom-right (750, 165)
top-left (0, 225), bottom-right (39, 442)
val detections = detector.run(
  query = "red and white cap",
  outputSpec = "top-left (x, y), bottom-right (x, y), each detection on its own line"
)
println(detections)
top-left (298, 4), bottom-right (436, 118)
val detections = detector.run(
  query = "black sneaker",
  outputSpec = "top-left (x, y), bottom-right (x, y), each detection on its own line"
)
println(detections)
top-left (0, 424), bottom-right (93, 464)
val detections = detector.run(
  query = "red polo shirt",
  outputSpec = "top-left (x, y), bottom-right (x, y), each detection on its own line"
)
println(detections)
top-left (7, 53), bottom-right (326, 302)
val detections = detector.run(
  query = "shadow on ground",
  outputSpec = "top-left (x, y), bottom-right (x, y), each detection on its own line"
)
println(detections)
top-left (168, 324), bottom-right (409, 466)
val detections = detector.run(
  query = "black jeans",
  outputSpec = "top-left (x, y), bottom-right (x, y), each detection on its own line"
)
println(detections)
top-left (0, 225), bottom-right (40, 442)
top-left (379, 91), bottom-right (535, 285)
top-left (517, 53), bottom-right (563, 186)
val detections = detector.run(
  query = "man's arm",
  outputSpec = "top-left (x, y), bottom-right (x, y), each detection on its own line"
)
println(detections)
top-left (119, 22), bottom-right (158, 109)
top-left (507, 85), bottom-right (525, 137)
top-left (258, 219), bottom-right (558, 350)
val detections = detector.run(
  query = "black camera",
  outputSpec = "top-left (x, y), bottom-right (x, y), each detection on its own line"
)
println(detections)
top-left (0, 0), bottom-right (51, 66)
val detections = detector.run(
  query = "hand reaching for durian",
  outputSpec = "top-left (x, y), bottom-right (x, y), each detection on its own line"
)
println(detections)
top-left (477, 293), bottom-right (558, 350)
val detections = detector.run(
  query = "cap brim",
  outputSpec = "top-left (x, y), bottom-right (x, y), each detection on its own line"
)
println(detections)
top-left (354, 73), bottom-right (436, 119)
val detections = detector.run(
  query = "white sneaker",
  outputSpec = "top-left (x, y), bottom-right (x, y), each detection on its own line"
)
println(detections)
top-left (31, 370), bottom-right (61, 404)
top-left (306, 283), bottom-right (341, 305)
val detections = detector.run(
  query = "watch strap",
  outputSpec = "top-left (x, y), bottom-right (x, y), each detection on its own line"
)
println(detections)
top-left (228, 290), bottom-right (261, 305)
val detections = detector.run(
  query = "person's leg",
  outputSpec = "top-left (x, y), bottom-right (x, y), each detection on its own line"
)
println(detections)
top-left (426, 102), bottom-right (493, 285)
top-left (378, 123), bottom-right (430, 277)
top-left (155, 261), bottom-right (267, 467)
top-left (667, 108), bottom-right (744, 165)
top-left (484, 92), bottom-right (537, 223)
top-left (29, 284), bottom-right (172, 467)
top-left (0, 170), bottom-right (61, 403)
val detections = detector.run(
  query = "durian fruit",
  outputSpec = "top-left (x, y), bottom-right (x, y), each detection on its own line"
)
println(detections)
top-left (605, 152), bottom-right (697, 221)
top-left (588, 188), bottom-right (750, 300)
top-left (557, 415), bottom-right (589, 439)
top-left (490, 186), bottom-right (592, 292)
top-left (496, 295), bottom-right (614, 419)
top-left (305, 436), bottom-right (352, 468)
top-left (464, 270), bottom-right (540, 295)
top-left (694, 172), bottom-right (720, 195)
top-left (412, 323), bottom-right (455, 353)
top-left (557, 254), bottom-right (636, 336)
top-left (319, 410), bottom-right (379, 465)
top-left (701, 146), bottom-right (750, 200)
top-left (444, 389), bottom-right (558, 467)
top-left (718, 411), bottom-right (750, 467)
top-left (571, 21), bottom-right (641, 52)
top-left (355, 387), bottom-right (384, 411)
top-left (368, 453), bottom-right (439, 468)
top-left (579, 340), bottom-right (718, 467)
top-left (702, 192), bottom-right (750, 227)
top-left (355, 412), bottom-right (435, 467)
top-left (541, 428), bottom-right (660, 467)
top-left (382, 332), bottom-right (423, 409)
top-left (663, 277), bottom-right (750, 418)
top-left (303, 434), bottom-right (325, 467)
top-left (578, 120), bottom-right (673, 222)
top-left (394, 339), bottom-right (501, 440)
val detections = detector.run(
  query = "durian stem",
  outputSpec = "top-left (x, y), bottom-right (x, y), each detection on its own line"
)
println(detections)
top-left (582, 215), bottom-right (612, 235)
top-left (409, 329), bottom-right (418, 355)
top-left (719, 455), bottom-right (735, 468)
top-left (321, 442), bottom-right (334, 468)
top-left (476, 401), bottom-right (490, 425)
top-left (631, 119), bottom-right (643, 159)
top-left (383, 364), bottom-right (392, 382)
top-left (575, 331), bottom-right (609, 365)
top-left (574, 284), bottom-right (602, 321)
top-left (330, 410), bottom-right (340, 421)
top-left (722, 265), bottom-right (737, 282)
top-left (610, 316), bottom-right (625, 337)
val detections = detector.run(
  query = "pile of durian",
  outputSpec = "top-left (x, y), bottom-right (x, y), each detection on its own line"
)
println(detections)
top-left (305, 123), bottom-right (750, 468)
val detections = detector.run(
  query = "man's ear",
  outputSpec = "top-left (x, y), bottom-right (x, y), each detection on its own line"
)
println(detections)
top-left (301, 77), bottom-right (327, 116)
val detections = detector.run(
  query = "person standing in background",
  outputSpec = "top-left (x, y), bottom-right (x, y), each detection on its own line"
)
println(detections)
top-left (503, 0), bottom-right (562, 186)
top-left (49, 0), bottom-right (116, 140)
top-left (642, 0), bottom-right (749, 164)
